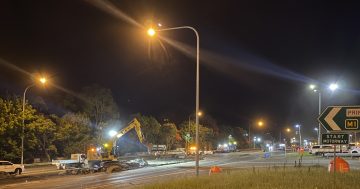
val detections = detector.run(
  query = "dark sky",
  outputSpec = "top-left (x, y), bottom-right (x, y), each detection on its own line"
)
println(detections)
top-left (1, 0), bottom-right (360, 139)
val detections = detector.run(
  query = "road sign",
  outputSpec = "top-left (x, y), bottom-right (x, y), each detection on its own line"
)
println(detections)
top-left (318, 106), bottom-right (360, 131)
top-left (321, 134), bottom-right (349, 145)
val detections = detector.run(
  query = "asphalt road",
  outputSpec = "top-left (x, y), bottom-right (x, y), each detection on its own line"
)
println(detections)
top-left (1, 151), bottom-right (360, 189)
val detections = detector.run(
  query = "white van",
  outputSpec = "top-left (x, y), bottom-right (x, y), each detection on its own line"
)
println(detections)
top-left (310, 145), bottom-right (333, 155)
top-left (310, 145), bottom-right (348, 155)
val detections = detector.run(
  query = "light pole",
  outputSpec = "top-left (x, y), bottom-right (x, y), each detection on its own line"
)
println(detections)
top-left (309, 83), bottom-right (339, 144)
top-left (147, 26), bottom-right (200, 175)
top-left (248, 120), bottom-right (264, 148)
top-left (295, 124), bottom-right (301, 148)
top-left (253, 136), bottom-right (261, 149)
top-left (310, 84), bottom-right (322, 144)
top-left (21, 77), bottom-right (47, 165)
top-left (314, 127), bottom-right (319, 144)
top-left (187, 111), bottom-right (202, 154)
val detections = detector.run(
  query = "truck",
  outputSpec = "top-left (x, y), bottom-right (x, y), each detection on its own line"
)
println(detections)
top-left (52, 154), bottom-right (87, 170)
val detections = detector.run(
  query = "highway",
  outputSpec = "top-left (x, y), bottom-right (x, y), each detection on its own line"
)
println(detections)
top-left (1, 151), bottom-right (360, 189)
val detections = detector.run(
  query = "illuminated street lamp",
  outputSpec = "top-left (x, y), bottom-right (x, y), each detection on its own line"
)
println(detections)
top-left (248, 120), bottom-right (265, 148)
top-left (309, 84), bottom-right (316, 90)
top-left (21, 76), bottom-right (47, 165)
top-left (329, 83), bottom-right (339, 91)
top-left (314, 127), bottom-right (319, 143)
top-left (147, 28), bottom-right (156, 37)
top-left (187, 111), bottom-right (203, 154)
top-left (253, 136), bottom-right (261, 149)
top-left (309, 84), bottom-right (322, 145)
top-left (286, 128), bottom-right (291, 133)
top-left (147, 25), bottom-right (200, 175)
top-left (309, 83), bottom-right (339, 144)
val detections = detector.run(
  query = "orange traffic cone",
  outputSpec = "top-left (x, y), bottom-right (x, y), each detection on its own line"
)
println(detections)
top-left (328, 157), bottom-right (350, 173)
top-left (209, 166), bottom-right (222, 175)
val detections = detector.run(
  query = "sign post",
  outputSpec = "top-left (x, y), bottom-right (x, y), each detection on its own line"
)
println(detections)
top-left (318, 106), bottom-right (356, 174)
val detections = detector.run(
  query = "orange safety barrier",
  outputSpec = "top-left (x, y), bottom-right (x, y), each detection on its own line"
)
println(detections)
top-left (328, 157), bottom-right (350, 173)
top-left (209, 166), bottom-right (222, 175)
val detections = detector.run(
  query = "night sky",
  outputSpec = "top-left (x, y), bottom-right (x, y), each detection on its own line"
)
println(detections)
top-left (1, 0), bottom-right (360, 139)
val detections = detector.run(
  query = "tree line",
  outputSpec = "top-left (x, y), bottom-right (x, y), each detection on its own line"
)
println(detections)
top-left (0, 84), bottom-right (248, 163)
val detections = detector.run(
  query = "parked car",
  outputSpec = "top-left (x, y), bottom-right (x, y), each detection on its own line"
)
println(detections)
top-left (350, 147), bottom-right (360, 154)
top-left (0, 161), bottom-right (24, 175)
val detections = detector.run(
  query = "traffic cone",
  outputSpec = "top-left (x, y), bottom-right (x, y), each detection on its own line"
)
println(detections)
top-left (209, 166), bottom-right (222, 175)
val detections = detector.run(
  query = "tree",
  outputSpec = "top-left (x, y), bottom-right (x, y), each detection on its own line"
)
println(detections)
top-left (27, 114), bottom-right (57, 161)
top-left (201, 115), bottom-right (219, 135)
top-left (81, 84), bottom-right (119, 143)
top-left (0, 97), bottom-right (23, 161)
top-left (159, 122), bottom-right (177, 150)
top-left (200, 115), bottom-right (219, 149)
top-left (0, 96), bottom-right (56, 163)
top-left (233, 127), bottom-right (249, 148)
top-left (54, 113), bottom-right (93, 157)
top-left (137, 115), bottom-right (161, 144)
top-left (179, 121), bottom-right (214, 150)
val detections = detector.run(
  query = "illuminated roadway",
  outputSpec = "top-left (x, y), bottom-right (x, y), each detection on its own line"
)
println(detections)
top-left (1, 151), bottom-right (360, 189)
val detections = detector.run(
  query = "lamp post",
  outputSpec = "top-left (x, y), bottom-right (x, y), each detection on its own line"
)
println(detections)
top-left (314, 127), bottom-right (319, 144)
top-left (295, 124), bottom-right (301, 148)
top-left (187, 111), bottom-right (202, 154)
top-left (309, 83), bottom-right (339, 144)
top-left (310, 84), bottom-right (322, 144)
top-left (248, 120), bottom-right (264, 148)
top-left (21, 77), bottom-right (47, 165)
top-left (147, 26), bottom-right (200, 175)
top-left (253, 137), bottom-right (261, 149)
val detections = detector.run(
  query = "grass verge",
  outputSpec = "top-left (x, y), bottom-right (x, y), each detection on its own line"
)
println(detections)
top-left (139, 166), bottom-right (360, 189)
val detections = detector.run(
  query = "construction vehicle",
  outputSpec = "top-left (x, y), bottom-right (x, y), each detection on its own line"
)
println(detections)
top-left (87, 118), bottom-right (146, 161)
top-left (52, 154), bottom-right (87, 170)
top-left (52, 118), bottom-right (148, 173)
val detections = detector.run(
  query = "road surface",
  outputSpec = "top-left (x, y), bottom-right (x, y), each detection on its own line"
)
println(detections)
top-left (1, 151), bottom-right (360, 189)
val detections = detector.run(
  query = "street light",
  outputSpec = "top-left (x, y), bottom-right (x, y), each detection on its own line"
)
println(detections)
top-left (309, 83), bottom-right (339, 144)
top-left (314, 127), bottom-right (319, 144)
top-left (21, 76), bottom-right (47, 165)
top-left (248, 120), bottom-right (265, 148)
top-left (329, 83), bottom-right (339, 91)
top-left (253, 136), bottom-right (262, 149)
top-left (147, 25), bottom-right (200, 175)
top-left (295, 124), bottom-right (301, 148)
top-left (187, 111), bottom-right (203, 154)
top-left (309, 84), bottom-right (322, 145)
top-left (147, 28), bottom-right (156, 37)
